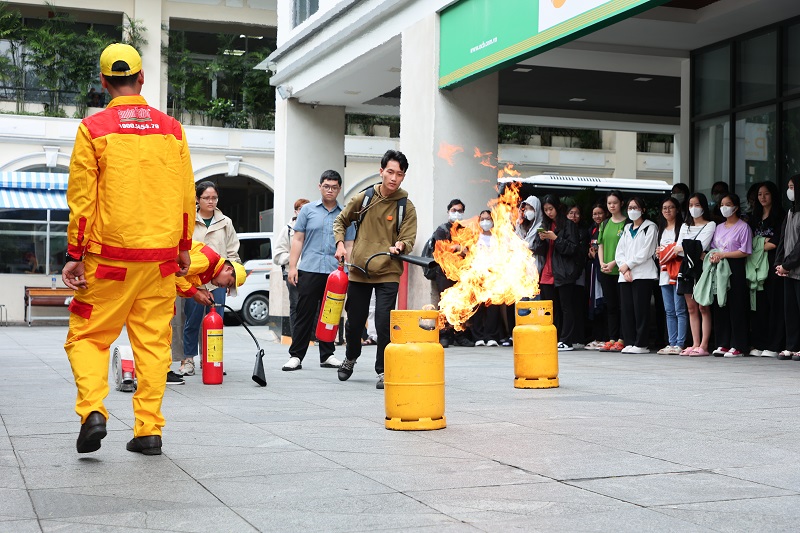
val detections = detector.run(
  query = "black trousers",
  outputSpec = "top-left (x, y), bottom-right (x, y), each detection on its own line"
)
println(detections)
top-left (288, 271), bottom-right (335, 362)
top-left (573, 284), bottom-right (587, 344)
top-left (712, 258), bottom-right (749, 352)
top-left (752, 273), bottom-right (785, 352)
top-left (784, 277), bottom-right (800, 352)
top-left (598, 272), bottom-right (621, 341)
top-left (344, 281), bottom-right (398, 374)
top-left (619, 279), bottom-right (654, 348)
top-left (555, 283), bottom-right (577, 345)
top-left (472, 304), bottom-right (503, 342)
top-left (539, 284), bottom-right (561, 334)
top-left (285, 277), bottom-right (300, 337)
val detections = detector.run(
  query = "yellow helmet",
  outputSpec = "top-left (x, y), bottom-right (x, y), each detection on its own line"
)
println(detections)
top-left (231, 261), bottom-right (247, 287)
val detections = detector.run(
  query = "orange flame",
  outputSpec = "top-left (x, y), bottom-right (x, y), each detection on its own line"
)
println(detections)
top-left (473, 147), bottom-right (497, 169)
top-left (434, 184), bottom-right (539, 331)
top-left (497, 162), bottom-right (521, 179)
top-left (437, 142), bottom-right (464, 166)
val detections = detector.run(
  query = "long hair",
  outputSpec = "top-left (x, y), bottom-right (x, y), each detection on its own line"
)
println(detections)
top-left (686, 193), bottom-right (711, 226)
top-left (626, 196), bottom-right (648, 221)
top-left (789, 175), bottom-right (800, 214)
top-left (542, 194), bottom-right (568, 231)
top-left (749, 181), bottom-right (783, 230)
top-left (721, 192), bottom-right (742, 218)
top-left (658, 196), bottom-right (683, 241)
top-left (195, 180), bottom-right (217, 198)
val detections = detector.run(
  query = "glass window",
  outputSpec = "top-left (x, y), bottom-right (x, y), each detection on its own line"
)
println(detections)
top-left (785, 23), bottom-right (800, 96)
top-left (735, 106), bottom-right (776, 201)
top-left (737, 31), bottom-right (777, 106)
top-left (784, 100), bottom-right (800, 182)
top-left (694, 115), bottom-right (730, 198)
top-left (0, 210), bottom-right (67, 275)
top-left (293, 0), bottom-right (319, 28)
top-left (693, 45), bottom-right (730, 116)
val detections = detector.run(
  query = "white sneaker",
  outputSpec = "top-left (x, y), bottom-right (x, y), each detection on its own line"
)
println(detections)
top-left (486, 340), bottom-right (499, 347)
top-left (628, 346), bottom-right (649, 354)
top-left (657, 346), bottom-right (672, 355)
top-left (282, 357), bottom-right (302, 371)
top-left (474, 340), bottom-right (486, 346)
top-left (621, 345), bottom-right (634, 353)
top-left (320, 355), bottom-right (342, 368)
top-left (179, 359), bottom-right (195, 376)
top-left (724, 348), bottom-right (743, 357)
top-left (557, 342), bottom-right (573, 351)
top-left (749, 348), bottom-right (763, 357)
top-left (761, 350), bottom-right (778, 357)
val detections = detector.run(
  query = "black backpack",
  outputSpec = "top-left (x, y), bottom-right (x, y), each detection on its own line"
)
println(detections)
top-left (355, 185), bottom-right (408, 238)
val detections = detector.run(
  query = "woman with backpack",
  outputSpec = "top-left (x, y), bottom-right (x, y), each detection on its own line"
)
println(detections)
top-left (615, 197), bottom-right (658, 354)
top-left (675, 193), bottom-right (716, 356)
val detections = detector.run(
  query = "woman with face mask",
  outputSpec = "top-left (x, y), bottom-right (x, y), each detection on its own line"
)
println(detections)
top-left (656, 196), bottom-right (686, 355)
top-left (515, 195), bottom-right (545, 282)
top-left (748, 181), bottom-right (784, 357)
top-left (597, 191), bottom-right (627, 352)
top-left (471, 210), bottom-right (505, 347)
top-left (614, 197), bottom-right (658, 353)
top-left (774, 175), bottom-right (800, 360)
top-left (708, 193), bottom-right (752, 357)
top-left (674, 193), bottom-right (716, 356)
top-left (671, 182), bottom-right (690, 222)
top-left (535, 195), bottom-right (584, 351)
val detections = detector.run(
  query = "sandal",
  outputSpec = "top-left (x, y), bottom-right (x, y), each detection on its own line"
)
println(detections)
top-left (361, 338), bottom-right (376, 346)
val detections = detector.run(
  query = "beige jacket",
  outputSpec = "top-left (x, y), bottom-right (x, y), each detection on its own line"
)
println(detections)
top-left (193, 207), bottom-right (240, 262)
top-left (333, 185), bottom-right (416, 283)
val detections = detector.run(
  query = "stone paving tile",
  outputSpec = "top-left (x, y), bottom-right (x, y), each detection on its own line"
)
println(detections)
top-left (0, 519), bottom-right (42, 533)
top-left (0, 487), bottom-right (37, 520)
top-left (37, 507), bottom-right (260, 532)
top-left (568, 471), bottom-right (796, 506)
top-left (652, 494), bottom-right (800, 532)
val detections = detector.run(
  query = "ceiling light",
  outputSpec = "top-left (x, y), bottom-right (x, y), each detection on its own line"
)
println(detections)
top-left (569, 98), bottom-right (586, 102)
top-left (388, 67), bottom-right (401, 73)
top-left (634, 77), bottom-right (653, 82)
top-left (277, 85), bottom-right (293, 99)
top-left (344, 90), bottom-right (361, 95)
top-left (513, 67), bottom-right (532, 73)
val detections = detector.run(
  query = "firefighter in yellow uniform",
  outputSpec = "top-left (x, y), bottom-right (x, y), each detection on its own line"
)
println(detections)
top-left (62, 44), bottom-right (195, 456)
top-left (176, 241), bottom-right (247, 305)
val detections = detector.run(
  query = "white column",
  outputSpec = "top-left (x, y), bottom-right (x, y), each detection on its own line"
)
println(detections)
top-left (400, 13), bottom-right (499, 310)
top-left (613, 131), bottom-right (638, 179)
top-left (132, 0), bottom-right (164, 109)
top-left (270, 97), bottom-right (345, 326)
top-left (676, 58), bottom-right (692, 185)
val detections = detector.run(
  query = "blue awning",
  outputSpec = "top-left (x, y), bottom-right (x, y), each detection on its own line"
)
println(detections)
top-left (0, 172), bottom-right (69, 210)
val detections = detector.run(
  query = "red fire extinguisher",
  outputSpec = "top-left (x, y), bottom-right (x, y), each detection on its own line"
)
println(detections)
top-left (315, 263), bottom-right (348, 343)
top-left (202, 304), bottom-right (224, 385)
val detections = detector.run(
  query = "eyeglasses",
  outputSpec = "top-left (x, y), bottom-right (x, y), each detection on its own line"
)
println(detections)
top-left (662, 206), bottom-right (676, 211)
top-left (199, 196), bottom-right (218, 202)
top-left (449, 209), bottom-right (464, 214)
top-left (320, 185), bottom-right (340, 191)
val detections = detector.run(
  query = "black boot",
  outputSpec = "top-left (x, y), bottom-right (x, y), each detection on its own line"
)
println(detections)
top-left (76, 411), bottom-right (107, 454)
top-left (126, 435), bottom-right (163, 455)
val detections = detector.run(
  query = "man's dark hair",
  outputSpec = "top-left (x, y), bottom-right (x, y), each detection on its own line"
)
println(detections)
top-left (381, 150), bottom-right (409, 172)
top-left (447, 199), bottom-right (465, 211)
top-left (103, 72), bottom-right (139, 89)
top-left (711, 181), bottom-right (729, 195)
top-left (319, 170), bottom-right (342, 185)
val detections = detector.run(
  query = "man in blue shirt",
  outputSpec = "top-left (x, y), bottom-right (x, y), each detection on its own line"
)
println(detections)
top-left (283, 170), bottom-right (355, 371)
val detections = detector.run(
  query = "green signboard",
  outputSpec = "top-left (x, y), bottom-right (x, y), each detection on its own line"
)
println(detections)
top-left (439, 0), bottom-right (668, 88)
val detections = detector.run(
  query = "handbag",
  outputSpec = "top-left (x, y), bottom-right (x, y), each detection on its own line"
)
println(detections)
top-left (675, 224), bottom-right (707, 295)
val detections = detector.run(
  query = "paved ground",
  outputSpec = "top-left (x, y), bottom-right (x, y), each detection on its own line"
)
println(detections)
top-left (2, 324), bottom-right (800, 532)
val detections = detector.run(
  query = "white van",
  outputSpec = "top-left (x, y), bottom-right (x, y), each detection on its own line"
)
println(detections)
top-left (226, 232), bottom-right (273, 326)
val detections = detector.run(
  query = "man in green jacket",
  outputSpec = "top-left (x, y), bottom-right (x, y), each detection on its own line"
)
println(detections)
top-left (333, 150), bottom-right (417, 389)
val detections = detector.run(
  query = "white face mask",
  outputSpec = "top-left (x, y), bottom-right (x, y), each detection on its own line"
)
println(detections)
top-left (627, 209), bottom-right (642, 222)
top-left (720, 205), bottom-right (737, 218)
top-left (672, 193), bottom-right (685, 203)
top-left (524, 209), bottom-right (536, 221)
top-left (448, 211), bottom-right (463, 222)
top-left (788, 189), bottom-right (795, 202)
top-left (479, 220), bottom-right (493, 231)
top-left (689, 206), bottom-right (703, 219)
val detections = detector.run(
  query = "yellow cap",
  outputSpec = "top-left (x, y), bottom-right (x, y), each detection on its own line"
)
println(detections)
top-left (100, 43), bottom-right (142, 77)
top-left (231, 261), bottom-right (247, 287)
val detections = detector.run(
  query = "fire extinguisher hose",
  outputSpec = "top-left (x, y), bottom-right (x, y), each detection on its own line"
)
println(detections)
top-left (222, 304), bottom-right (267, 387)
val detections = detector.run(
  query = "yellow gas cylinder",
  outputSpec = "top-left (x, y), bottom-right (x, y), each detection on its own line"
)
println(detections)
top-left (384, 309), bottom-right (446, 430)
top-left (513, 300), bottom-right (559, 389)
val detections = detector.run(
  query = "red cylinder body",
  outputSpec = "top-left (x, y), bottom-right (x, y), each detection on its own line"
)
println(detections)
top-left (202, 305), bottom-right (224, 385)
top-left (315, 265), bottom-right (349, 343)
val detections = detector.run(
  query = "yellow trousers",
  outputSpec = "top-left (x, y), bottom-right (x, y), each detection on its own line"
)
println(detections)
top-left (65, 254), bottom-right (175, 437)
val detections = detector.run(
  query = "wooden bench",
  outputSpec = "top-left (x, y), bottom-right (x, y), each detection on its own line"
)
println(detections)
top-left (24, 287), bottom-right (74, 326)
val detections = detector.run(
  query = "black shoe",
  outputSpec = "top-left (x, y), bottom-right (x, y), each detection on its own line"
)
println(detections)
top-left (76, 411), bottom-right (107, 454)
top-left (454, 336), bottom-right (475, 347)
top-left (376, 373), bottom-right (384, 389)
top-left (440, 338), bottom-right (450, 348)
top-left (166, 370), bottom-right (185, 384)
top-left (338, 358), bottom-right (356, 381)
top-left (126, 435), bottom-right (163, 455)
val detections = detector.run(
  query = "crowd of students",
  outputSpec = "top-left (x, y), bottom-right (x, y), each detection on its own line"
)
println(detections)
top-left (454, 177), bottom-right (800, 358)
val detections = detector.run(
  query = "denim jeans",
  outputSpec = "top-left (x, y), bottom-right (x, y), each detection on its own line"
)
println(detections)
top-left (182, 287), bottom-right (227, 357)
top-left (660, 284), bottom-right (687, 347)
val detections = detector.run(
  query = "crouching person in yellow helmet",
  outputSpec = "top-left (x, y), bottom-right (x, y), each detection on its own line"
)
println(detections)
top-left (175, 241), bottom-right (247, 304)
